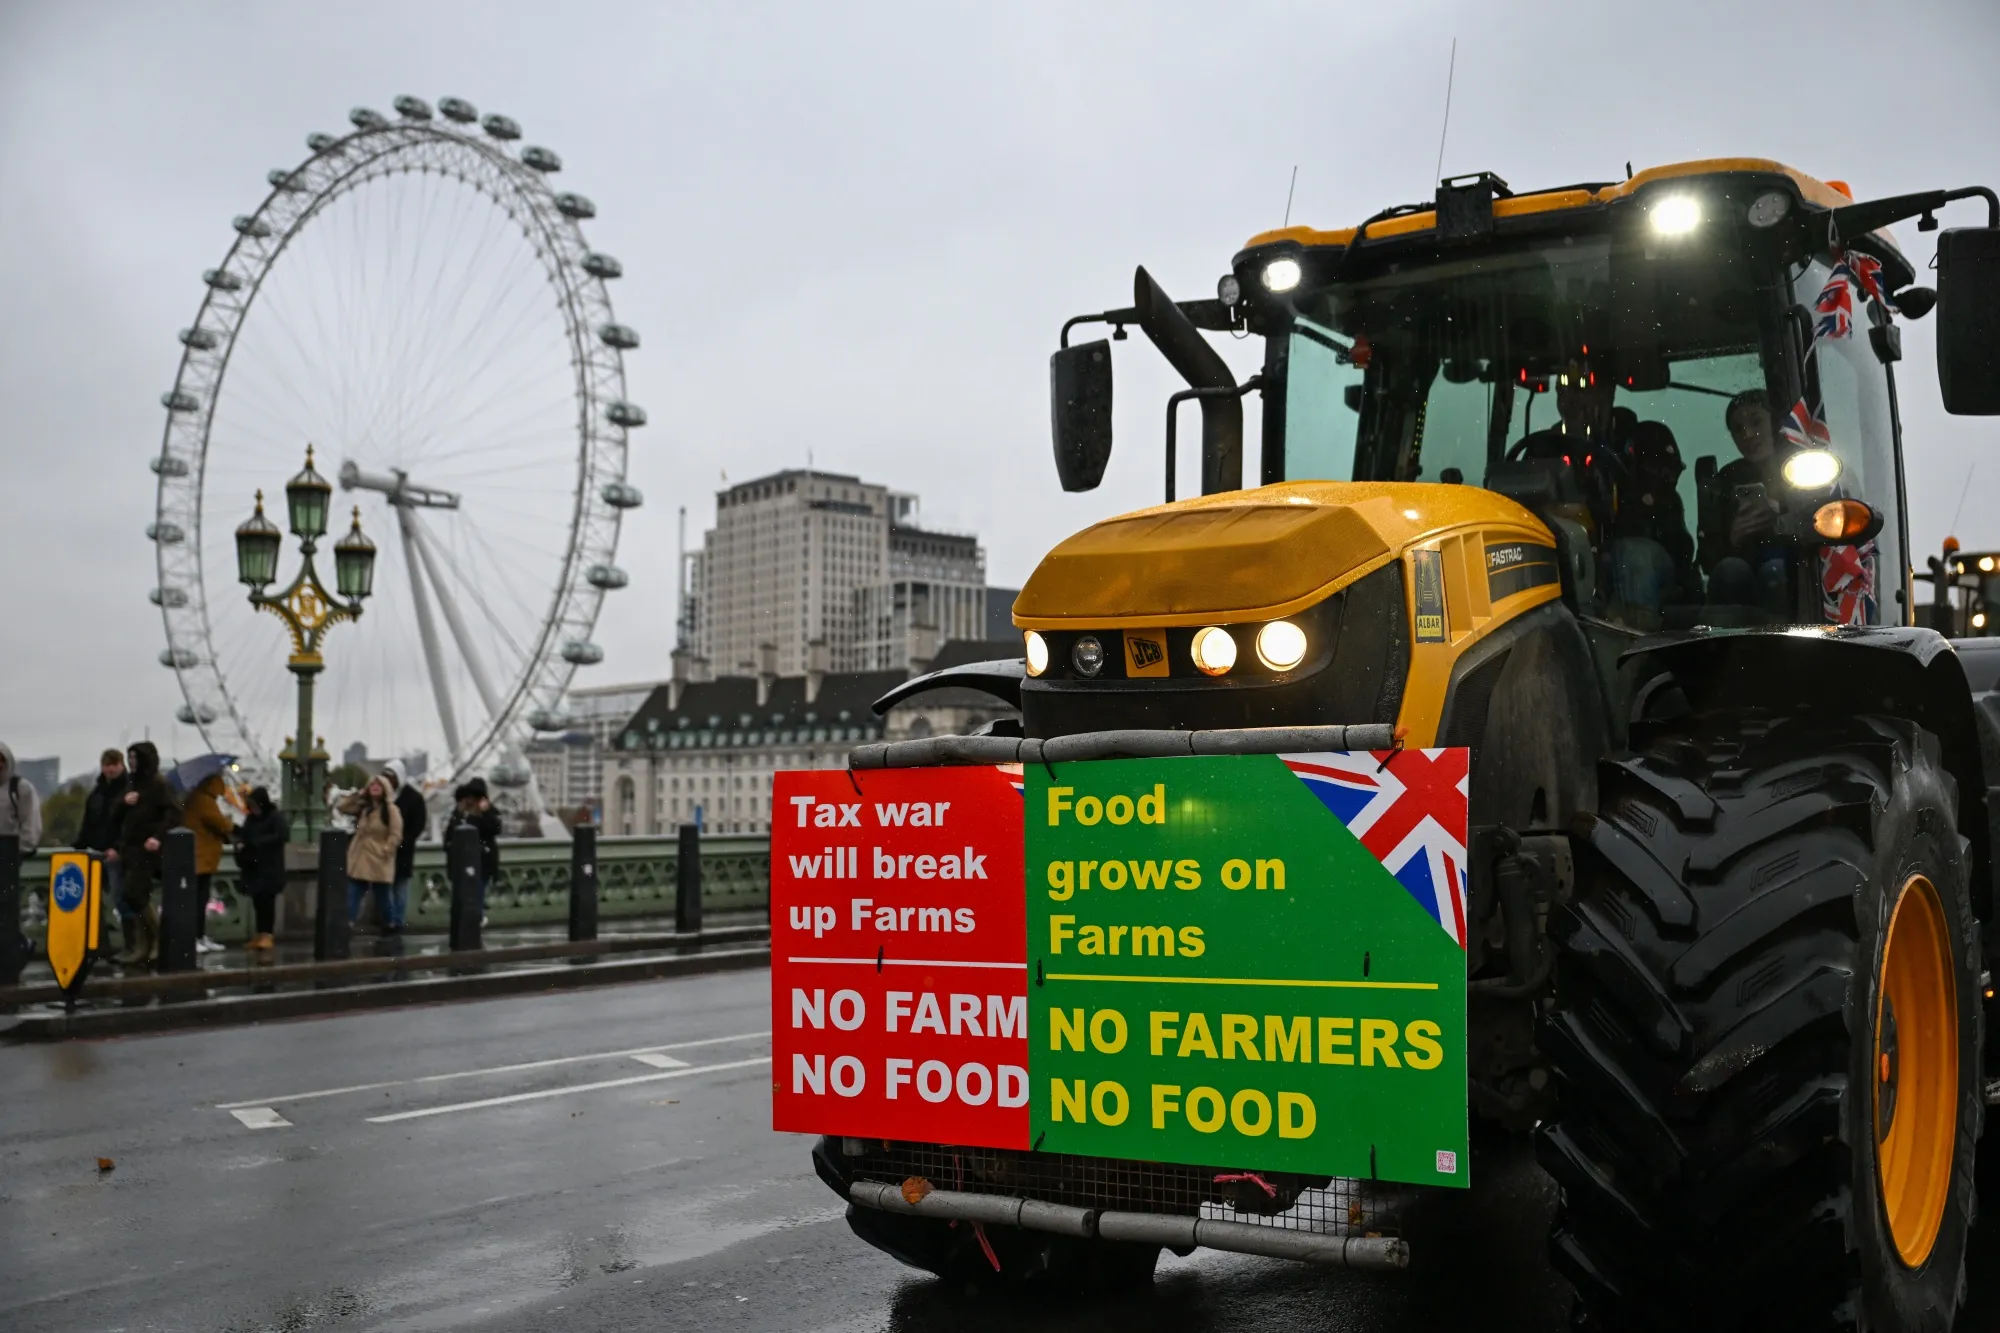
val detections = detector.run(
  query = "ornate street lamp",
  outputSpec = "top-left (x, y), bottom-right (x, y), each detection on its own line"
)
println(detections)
top-left (234, 492), bottom-right (283, 588)
top-left (242, 445), bottom-right (373, 840)
top-left (333, 507), bottom-right (377, 600)
top-left (285, 444), bottom-right (332, 542)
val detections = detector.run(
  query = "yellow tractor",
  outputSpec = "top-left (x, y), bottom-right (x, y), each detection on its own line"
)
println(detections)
top-left (822, 160), bottom-right (2000, 1330)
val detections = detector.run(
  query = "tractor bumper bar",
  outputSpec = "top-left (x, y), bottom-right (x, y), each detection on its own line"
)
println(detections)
top-left (850, 723), bottom-right (1395, 771)
top-left (847, 1180), bottom-right (1410, 1269)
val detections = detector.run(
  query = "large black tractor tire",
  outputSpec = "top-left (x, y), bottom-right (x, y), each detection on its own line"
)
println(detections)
top-left (1539, 712), bottom-right (1984, 1331)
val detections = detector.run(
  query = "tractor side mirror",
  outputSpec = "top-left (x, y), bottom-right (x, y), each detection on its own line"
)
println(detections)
top-left (1051, 339), bottom-right (1114, 491)
top-left (1936, 228), bottom-right (2000, 414)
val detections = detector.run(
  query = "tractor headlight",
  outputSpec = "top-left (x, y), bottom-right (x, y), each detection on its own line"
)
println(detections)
top-left (1783, 449), bottom-right (1842, 489)
top-left (1024, 631), bottom-right (1050, 677)
top-left (1190, 626), bottom-right (1238, 676)
top-left (1255, 620), bottom-right (1308, 671)
top-left (1071, 634), bottom-right (1106, 678)
top-left (1262, 257), bottom-right (1302, 293)
top-left (1650, 195), bottom-right (1701, 236)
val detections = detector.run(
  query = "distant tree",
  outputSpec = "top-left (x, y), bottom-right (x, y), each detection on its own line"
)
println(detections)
top-left (41, 783), bottom-right (88, 848)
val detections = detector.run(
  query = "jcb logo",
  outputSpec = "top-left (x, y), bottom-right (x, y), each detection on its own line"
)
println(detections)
top-left (1124, 633), bottom-right (1169, 678)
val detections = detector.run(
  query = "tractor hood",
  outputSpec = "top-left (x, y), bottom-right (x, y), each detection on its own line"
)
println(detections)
top-left (1013, 481), bottom-right (1553, 630)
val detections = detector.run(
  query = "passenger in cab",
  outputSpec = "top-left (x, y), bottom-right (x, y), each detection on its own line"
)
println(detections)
top-left (1700, 390), bottom-right (1787, 610)
top-left (1604, 421), bottom-right (1698, 626)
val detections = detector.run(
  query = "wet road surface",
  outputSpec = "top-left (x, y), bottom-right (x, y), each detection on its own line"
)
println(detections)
top-left (3, 970), bottom-right (1995, 1331)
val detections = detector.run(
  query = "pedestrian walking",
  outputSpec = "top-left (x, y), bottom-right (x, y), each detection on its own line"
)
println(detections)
top-left (75, 748), bottom-right (130, 943)
top-left (232, 787), bottom-right (287, 950)
top-left (183, 772), bottom-right (235, 954)
top-left (1, 740), bottom-right (45, 958)
top-left (336, 775), bottom-right (402, 932)
top-left (446, 777), bottom-right (501, 927)
top-left (115, 741), bottom-right (180, 967)
top-left (386, 761), bottom-right (426, 934)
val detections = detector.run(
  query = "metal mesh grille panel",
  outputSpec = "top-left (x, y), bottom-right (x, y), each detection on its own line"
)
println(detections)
top-left (849, 1141), bottom-right (1409, 1236)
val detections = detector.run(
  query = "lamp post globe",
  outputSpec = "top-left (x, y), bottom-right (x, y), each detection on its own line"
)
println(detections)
top-left (234, 491), bottom-right (283, 588)
top-left (333, 506), bottom-right (377, 601)
top-left (285, 444), bottom-right (332, 542)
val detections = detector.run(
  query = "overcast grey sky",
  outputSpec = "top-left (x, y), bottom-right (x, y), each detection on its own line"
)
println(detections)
top-left (3, 0), bottom-right (1997, 775)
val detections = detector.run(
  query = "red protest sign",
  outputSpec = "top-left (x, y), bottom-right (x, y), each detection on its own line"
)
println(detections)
top-left (771, 765), bottom-right (1029, 1148)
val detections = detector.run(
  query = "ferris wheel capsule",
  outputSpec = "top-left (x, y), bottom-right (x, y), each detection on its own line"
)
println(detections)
top-left (556, 193), bottom-right (596, 219)
top-left (180, 327), bottom-right (220, 350)
top-left (307, 132), bottom-right (338, 152)
top-left (586, 564), bottom-right (629, 590)
top-left (562, 641), bottom-right (605, 666)
top-left (582, 252), bottom-right (622, 279)
top-left (148, 521), bottom-right (185, 544)
top-left (520, 145), bottom-right (561, 173)
top-left (349, 107), bottom-right (388, 129)
top-left (151, 455), bottom-right (189, 477)
top-left (177, 703), bottom-right (219, 725)
top-left (598, 323), bottom-right (639, 350)
top-left (160, 647), bottom-right (199, 669)
top-left (150, 586), bottom-right (189, 608)
top-left (481, 113), bottom-right (521, 140)
top-left (393, 95), bottom-right (433, 120)
top-left (162, 390), bottom-right (200, 412)
top-left (204, 268), bottom-right (243, 291)
top-left (601, 482), bottom-right (643, 509)
top-left (606, 401), bottom-right (647, 428)
top-left (438, 97), bottom-right (478, 123)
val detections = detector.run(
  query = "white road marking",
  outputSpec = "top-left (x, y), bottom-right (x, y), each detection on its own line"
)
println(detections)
top-left (365, 1056), bottom-right (773, 1123)
top-left (215, 1030), bottom-right (771, 1109)
top-left (229, 1107), bottom-right (292, 1129)
top-left (630, 1053), bottom-right (690, 1069)
top-left (786, 957), bottom-right (1026, 969)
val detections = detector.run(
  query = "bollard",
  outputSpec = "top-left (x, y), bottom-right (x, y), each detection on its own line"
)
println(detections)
top-left (447, 823), bottom-right (482, 952)
top-left (676, 823), bottom-right (702, 936)
top-left (314, 829), bottom-right (351, 961)
top-left (157, 827), bottom-right (198, 973)
top-left (568, 824), bottom-right (599, 943)
top-left (0, 833), bottom-right (21, 987)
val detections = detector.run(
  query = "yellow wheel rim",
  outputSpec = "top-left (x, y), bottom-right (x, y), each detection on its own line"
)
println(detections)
top-left (1875, 874), bottom-right (1958, 1268)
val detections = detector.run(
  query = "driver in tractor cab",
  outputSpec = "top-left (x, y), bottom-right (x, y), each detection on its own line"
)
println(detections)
top-left (1605, 418), bottom-right (1699, 625)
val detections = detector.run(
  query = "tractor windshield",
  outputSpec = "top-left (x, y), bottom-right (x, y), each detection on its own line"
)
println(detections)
top-left (1274, 231), bottom-right (1905, 630)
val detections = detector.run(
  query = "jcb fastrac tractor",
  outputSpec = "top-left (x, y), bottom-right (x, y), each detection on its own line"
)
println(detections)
top-left (817, 160), bottom-right (2000, 1331)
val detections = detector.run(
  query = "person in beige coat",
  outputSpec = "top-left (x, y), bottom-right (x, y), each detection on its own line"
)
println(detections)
top-left (337, 776), bottom-right (402, 931)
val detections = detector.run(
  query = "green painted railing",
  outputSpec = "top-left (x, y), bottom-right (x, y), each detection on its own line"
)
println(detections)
top-left (17, 834), bottom-right (770, 944)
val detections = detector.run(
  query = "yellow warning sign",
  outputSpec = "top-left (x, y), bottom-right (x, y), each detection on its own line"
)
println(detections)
top-left (47, 852), bottom-right (101, 993)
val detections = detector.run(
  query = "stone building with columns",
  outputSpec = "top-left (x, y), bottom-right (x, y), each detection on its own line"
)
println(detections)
top-left (601, 638), bottom-right (1019, 837)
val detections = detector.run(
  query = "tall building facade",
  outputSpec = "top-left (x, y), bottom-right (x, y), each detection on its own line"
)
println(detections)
top-left (855, 527), bottom-right (987, 671)
top-left (690, 469), bottom-right (988, 676)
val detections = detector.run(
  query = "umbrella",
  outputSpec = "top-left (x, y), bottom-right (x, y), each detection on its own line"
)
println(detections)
top-left (166, 752), bottom-right (237, 796)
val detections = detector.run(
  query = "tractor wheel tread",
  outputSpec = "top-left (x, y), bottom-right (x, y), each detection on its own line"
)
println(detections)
top-left (1541, 710), bottom-right (1981, 1332)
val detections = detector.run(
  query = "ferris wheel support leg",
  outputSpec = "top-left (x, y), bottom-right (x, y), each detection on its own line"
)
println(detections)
top-left (399, 506), bottom-right (462, 759)
top-left (407, 510), bottom-right (503, 718)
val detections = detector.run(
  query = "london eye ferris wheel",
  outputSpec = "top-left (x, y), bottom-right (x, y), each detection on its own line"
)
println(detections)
top-left (148, 95), bottom-right (644, 796)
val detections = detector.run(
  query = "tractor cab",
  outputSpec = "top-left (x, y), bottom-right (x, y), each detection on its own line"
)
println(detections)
top-left (1050, 161), bottom-right (2000, 640)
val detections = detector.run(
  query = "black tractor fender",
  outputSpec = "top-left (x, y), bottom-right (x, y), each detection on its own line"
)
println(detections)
top-left (1624, 626), bottom-right (1995, 933)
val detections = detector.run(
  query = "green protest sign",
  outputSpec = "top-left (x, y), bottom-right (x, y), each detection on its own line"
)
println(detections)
top-left (1025, 751), bottom-right (1470, 1188)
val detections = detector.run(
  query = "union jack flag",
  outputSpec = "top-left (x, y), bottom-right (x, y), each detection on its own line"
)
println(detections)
top-left (1282, 749), bottom-right (1470, 947)
top-left (1814, 263), bottom-right (1855, 339)
top-left (1780, 397), bottom-right (1832, 450)
top-left (1823, 538), bottom-right (1878, 626)
top-left (1844, 249), bottom-right (1889, 306)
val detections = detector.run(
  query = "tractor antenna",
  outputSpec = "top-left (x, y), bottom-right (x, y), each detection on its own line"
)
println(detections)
top-left (1283, 164), bottom-right (1298, 227)
top-left (1948, 462), bottom-right (1977, 535)
top-left (1432, 37), bottom-right (1457, 187)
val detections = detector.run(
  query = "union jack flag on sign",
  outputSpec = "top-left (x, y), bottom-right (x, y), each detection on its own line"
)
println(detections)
top-left (1282, 749), bottom-right (1470, 947)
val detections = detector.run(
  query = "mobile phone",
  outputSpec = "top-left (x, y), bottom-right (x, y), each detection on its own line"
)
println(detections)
top-left (1733, 482), bottom-right (1770, 510)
